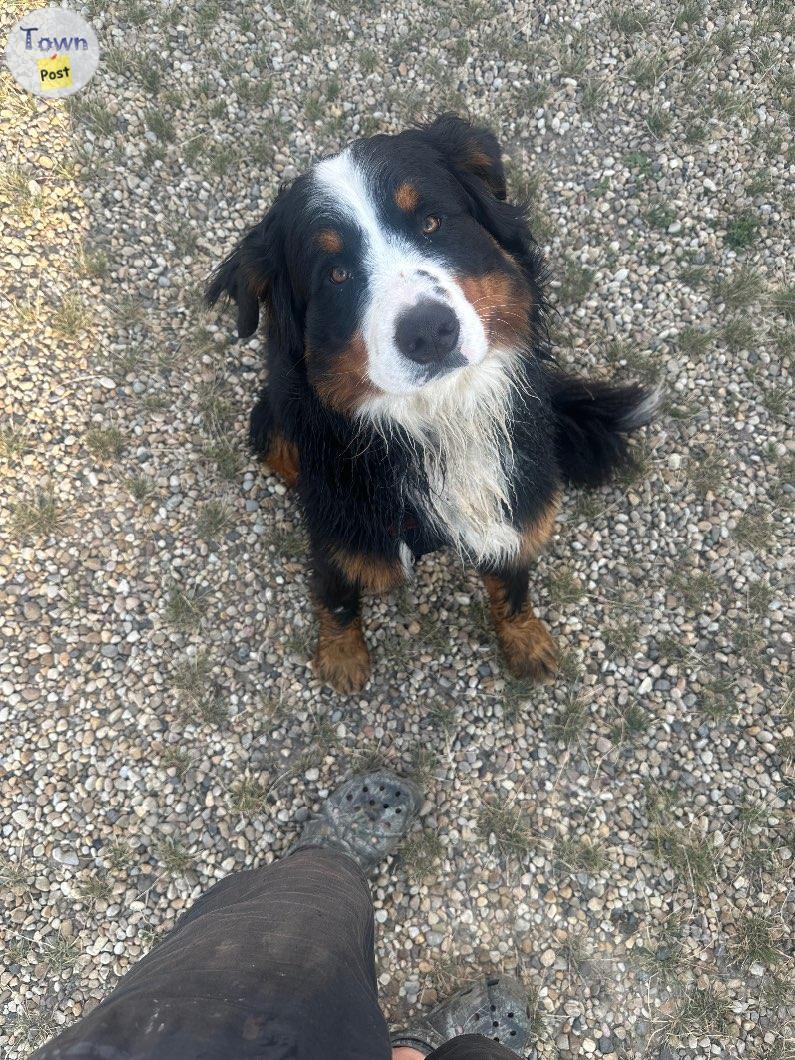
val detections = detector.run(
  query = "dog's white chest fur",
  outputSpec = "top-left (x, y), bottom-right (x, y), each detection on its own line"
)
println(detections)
top-left (362, 349), bottom-right (523, 566)
top-left (418, 432), bottom-right (520, 563)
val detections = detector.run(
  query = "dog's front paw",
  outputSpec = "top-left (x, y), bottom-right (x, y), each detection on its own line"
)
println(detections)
top-left (315, 625), bottom-right (371, 693)
top-left (497, 613), bottom-right (558, 684)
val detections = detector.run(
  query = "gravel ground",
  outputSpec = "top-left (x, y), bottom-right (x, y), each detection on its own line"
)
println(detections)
top-left (1, 1), bottom-right (793, 1057)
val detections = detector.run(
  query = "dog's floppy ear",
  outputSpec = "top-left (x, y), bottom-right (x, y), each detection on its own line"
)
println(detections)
top-left (424, 113), bottom-right (548, 327)
top-left (424, 113), bottom-right (543, 281)
top-left (205, 197), bottom-right (285, 339)
top-left (422, 113), bottom-right (507, 201)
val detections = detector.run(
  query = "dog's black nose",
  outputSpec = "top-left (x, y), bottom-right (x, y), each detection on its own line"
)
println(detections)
top-left (394, 300), bottom-right (461, 365)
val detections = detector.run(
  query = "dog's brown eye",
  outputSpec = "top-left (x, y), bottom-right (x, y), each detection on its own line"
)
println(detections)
top-left (422, 214), bottom-right (442, 235)
top-left (329, 265), bottom-right (349, 284)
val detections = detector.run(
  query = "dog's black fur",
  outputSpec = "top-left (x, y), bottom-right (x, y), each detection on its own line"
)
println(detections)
top-left (207, 115), bottom-right (657, 691)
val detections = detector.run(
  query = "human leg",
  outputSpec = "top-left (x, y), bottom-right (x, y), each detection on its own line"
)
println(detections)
top-left (33, 772), bottom-right (421, 1060)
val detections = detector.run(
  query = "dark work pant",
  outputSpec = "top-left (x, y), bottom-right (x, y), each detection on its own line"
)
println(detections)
top-left (33, 847), bottom-right (516, 1060)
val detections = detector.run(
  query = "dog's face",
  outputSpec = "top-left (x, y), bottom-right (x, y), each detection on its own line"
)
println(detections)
top-left (207, 115), bottom-right (545, 417)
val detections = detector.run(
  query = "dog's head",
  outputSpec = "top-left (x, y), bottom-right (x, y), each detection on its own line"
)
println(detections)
top-left (206, 114), bottom-right (546, 417)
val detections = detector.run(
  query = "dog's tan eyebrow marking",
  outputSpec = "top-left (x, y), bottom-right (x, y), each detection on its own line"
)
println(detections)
top-left (394, 182), bottom-right (419, 211)
top-left (318, 228), bottom-right (343, 254)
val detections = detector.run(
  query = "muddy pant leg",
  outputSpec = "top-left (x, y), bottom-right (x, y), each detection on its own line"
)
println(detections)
top-left (33, 847), bottom-right (391, 1060)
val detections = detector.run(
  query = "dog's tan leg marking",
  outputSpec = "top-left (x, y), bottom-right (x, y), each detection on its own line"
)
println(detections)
top-left (264, 434), bottom-right (300, 488)
top-left (483, 497), bottom-right (561, 682)
top-left (484, 575), bottom-right (558, 682)
top-left (329, 547), bottom-right (406, 593)
top-left (314, 601), bottom-right (371, 694)
top-left (517, 494), bottom-right (560, 563)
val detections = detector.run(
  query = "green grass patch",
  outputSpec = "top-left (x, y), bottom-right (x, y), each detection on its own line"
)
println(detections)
top-left (52, 292), bottom-right (88, 336)
top-left (581, 79), bottom-right (607, 113)
top-left (125, 474), bottom-right (155, 502)
top-left (636, 914), bottom-right (687, 988)
top-left (691, 445), bottom-right (729, 498)
top-left (570, 491), bottom-right (604, 525)
top-left (650, 825), bottom-right (716, 890)
top-left (732, 912), bottom-right (780, 968)
top-left (608, 6), bottom-right (651, 33)
top-left (155, 837), bottom-right (194, 877)
top-left (160, 746), bottom-right (193, 776)
top-left (229, 777), bottom-right (272, 816)
top-left (477, 802), bottom-right (535, 856)
top-left (11, 490), bottom-right (64, 541)
top-left (68, 97), bottom-right (117, 136)
top-left (525, 82), bottom-right (549, 108)
top-left (602, 338), bottom-right (661, 382)
top-left (610, 702), bottom-right (650, 741)
top-left (79, 245), bottom-right (109, 279)
top-left (145, 108), bottom-right (176, 143)
top-left (558, 260), bottom-right (595, 304)
top-left (699, 674), bottom-right (735, 722)
top-left (645, 200), bottom-right (676, 231)
top-left (714, 267), bottom-right (765, 309)
top-left (41, 933), bottom-right (81, 971)
top-left (646, 106), bottom-right (672, 137)
top-left (0, 423), bottom-right (28, 461)
top-left (663, 983), bottom-right (733, 1041)
top-left (85, 426), bottom-right (125, 461)
top-left (770, 283), bottom-right (795, 321)
top-left (549, 693), bottom-right (589, 743)
top-left (104, 841), bottom-right (136, 872)
top-left (0, 856), bottom-right (28, 892)
top-left (196, 499), bottom-right (231, 540)
top-left (548, 570), bottom-right (584, 607)
top-left (400, 830), bottom-right (445, 882)
top-left (734, 509), bottom-right (773, 551)
top-left (677, 326), bottom-right (713, 355)
top-left (554, 836), bottom-right (606, 875)
top-left (205, 438), bottom-right (243, 481)
top-left (165, 586), bottom-right (206, 630)
top-left (762, 385), bottom-right (790, 417)
top-left (625, 150), bottom-right (654, 179)
top-left (683, 119), bottom-right (706, 143)
top-left (646, 788), bottom-right (717, 889)
top-left (724, 210), bottom-right (758, 250)
top-left (671, 568), bottom-right (719, 611)
top-left (722, 317), bottom-right (755, 353)
top-left (556, 33), bottom-right (589, 78)
top-left (77, 875), bottom-right (113, 904)
top-left (498, 675), bottom-right (542, 721)
top-left (680, 261), bottom-right (710, 287)
top-left (193, 370), bottom-right (236, 427)
top-left (604, 617), bottom-right (639, 658)
top-left (674, 0), bottom-right (705, 29)
top-left (628, 55), bottom-right (665, 87)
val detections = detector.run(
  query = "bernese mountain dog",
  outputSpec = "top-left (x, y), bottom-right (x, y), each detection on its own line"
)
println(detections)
top-left (206, 114), bottom-right (659, 693)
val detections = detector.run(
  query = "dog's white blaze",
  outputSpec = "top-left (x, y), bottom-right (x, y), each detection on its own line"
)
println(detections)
top-left (361, 347), bottom-right (525, 565)
top-left (312, 150), bottom-right (488, 395)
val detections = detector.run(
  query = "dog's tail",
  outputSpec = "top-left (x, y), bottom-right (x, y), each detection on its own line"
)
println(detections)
top-left (548, 371), bottom-right (661, 488)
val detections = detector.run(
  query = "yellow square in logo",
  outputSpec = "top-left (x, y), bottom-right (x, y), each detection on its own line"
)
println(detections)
top-left (38, 54), bottom-right (72, 90)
